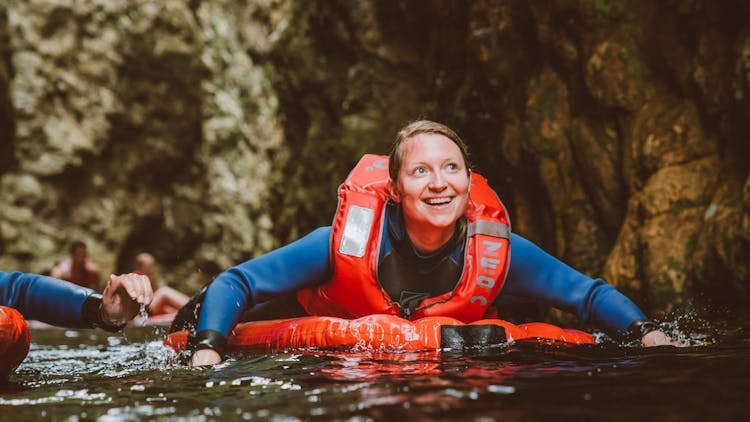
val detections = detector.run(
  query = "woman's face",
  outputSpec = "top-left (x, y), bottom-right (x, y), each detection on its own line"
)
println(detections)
top-left (391, 133), bottom-right (470, 235)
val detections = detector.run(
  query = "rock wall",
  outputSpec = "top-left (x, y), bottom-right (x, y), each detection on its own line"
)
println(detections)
top-left (1, 0), bottom-right (749, 318)
top-left (1, 1), bottom-right (283, 291)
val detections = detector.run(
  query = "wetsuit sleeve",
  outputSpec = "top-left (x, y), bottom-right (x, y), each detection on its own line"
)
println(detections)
top-left (196, 227), bottom-right (333, 341)
top-left (0, 270), bottom-right (97, 327)
top-left (495, 234), bottom-right (648, 339)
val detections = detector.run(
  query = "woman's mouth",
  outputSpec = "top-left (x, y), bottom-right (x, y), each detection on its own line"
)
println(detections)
top-left (424, 197), bottom-right (453, 206)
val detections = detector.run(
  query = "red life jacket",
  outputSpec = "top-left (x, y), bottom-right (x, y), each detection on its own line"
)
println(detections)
top-left (296, 154), bottom-right (512, 323)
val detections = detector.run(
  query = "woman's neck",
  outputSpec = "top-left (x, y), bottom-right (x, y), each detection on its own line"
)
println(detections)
top-left (403, 220), bottom-right (456, 254)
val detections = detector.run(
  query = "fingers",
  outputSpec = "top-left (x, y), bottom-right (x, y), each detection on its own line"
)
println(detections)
top-left (192, 349), bottom-right (222, 366)
top-left (99, 273), bottom-right (154, 326)
top-left (641, 330), bottom-right (676, 347)
top-left (107, 273), bottom-right (153, 306)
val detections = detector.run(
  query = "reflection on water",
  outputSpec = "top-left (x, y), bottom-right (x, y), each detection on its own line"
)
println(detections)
top-left (1, 321), bottom-right (748, 420)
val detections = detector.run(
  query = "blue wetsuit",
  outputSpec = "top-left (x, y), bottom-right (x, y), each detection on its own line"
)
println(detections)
top-left (196, 218), bottom-right (650, 348)
top-left (1, 271), bottom-right (106, 328)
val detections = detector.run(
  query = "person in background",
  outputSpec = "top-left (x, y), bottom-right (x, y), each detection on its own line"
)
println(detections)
top-left (183, 120), bottom-right (675, 366)
top-left (134, 253), bottom-right (189, 315)
top-left (50, 240), bottom-right (101, 291)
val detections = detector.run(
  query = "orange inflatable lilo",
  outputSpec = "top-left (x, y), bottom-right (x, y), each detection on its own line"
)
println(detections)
top-left (164, 314), bottom-right (595, 354)
top-left (0, 306), bottom-right (31, 380)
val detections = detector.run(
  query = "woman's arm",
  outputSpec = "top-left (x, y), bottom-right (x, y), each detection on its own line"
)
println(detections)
top-left (497, 233), bottom-right (659, 342)
top-left (192, 227), bottom-right (332, 362)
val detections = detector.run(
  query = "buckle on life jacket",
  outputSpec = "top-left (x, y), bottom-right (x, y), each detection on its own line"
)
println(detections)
top-left (399, 291), bottom-right (430, 320)
top-left (440, 324), bottom-right (507, 350)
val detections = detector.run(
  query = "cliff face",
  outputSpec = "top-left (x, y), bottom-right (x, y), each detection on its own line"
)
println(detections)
top-left (0, 1), bottom-right (283, 290)
top-left (1, 0), bottom-right (748, 317)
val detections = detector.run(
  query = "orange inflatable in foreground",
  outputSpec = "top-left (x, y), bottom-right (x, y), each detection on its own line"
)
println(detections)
top-left (164, 314), bottom-right (595, 354)
top-left (0, 306), bottom-right (31, 380)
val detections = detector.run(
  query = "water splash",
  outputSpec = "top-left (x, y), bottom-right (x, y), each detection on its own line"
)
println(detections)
top-left (138, 305), bottom-right (149, 327)
top-left (653, 304), bottom-right (745, 346)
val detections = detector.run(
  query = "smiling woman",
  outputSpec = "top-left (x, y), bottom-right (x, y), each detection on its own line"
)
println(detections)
top-left (386, 129), bottom-right (472, 253)
top-left (173, 120), bottom-right (676, 367)
top-left (295, 152), bottom-right (510, 322)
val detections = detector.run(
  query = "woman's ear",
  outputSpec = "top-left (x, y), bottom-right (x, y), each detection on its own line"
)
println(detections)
top-left (387, 179), bottom-right (400, 203)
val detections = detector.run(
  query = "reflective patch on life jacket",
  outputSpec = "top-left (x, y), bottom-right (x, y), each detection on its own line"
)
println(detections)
top-left (467, 221), bottom-right (509, 239)
top-left (339, 205), bottom-right (374, 257)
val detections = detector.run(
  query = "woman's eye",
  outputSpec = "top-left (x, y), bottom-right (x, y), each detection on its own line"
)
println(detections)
top-left (413, 167), bottom-right (427, 176)
top-left (446, 163), bottom-right (458, 171)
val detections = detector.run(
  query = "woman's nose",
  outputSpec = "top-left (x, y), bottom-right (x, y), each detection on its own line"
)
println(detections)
top-left (428, 172), bottom-right (448, 189)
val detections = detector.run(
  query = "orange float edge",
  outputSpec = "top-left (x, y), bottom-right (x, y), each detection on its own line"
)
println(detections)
top-left (163, 314), bottom-right (595, 353)
top-left (0, 306), bottom-right (31, 379)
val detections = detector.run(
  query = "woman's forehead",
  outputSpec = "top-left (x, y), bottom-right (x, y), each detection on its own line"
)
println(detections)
top-left (401, 133), bottom-right (463, 161)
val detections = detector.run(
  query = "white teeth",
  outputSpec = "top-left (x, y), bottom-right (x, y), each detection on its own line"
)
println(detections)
top-left (426, 197), bottom-right (451, 205)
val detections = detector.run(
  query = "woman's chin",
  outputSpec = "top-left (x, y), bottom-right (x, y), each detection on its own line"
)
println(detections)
top-left (423, 216), bottom-right (459, 231)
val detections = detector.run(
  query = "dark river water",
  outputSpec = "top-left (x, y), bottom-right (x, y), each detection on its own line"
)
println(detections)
top-left (2, 317), bottom-right (748, 421)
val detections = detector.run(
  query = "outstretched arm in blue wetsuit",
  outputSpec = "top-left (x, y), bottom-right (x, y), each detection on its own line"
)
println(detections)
top-left (1, 271), bottom-right (153, 330)
top-left (191, 228), bottom-right (665, 365)
top-left (191, 227), bottom-right (332, 360)
top-left (497, 235), bottom-right (659, 340)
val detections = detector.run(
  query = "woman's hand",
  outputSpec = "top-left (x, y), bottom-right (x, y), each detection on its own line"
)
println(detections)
top-left (100, 273), bottom-right (153, 326)
top-left (641, 329), bottom-right (677, 347)
top-left (192, 349), bottom-right (222, 366)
